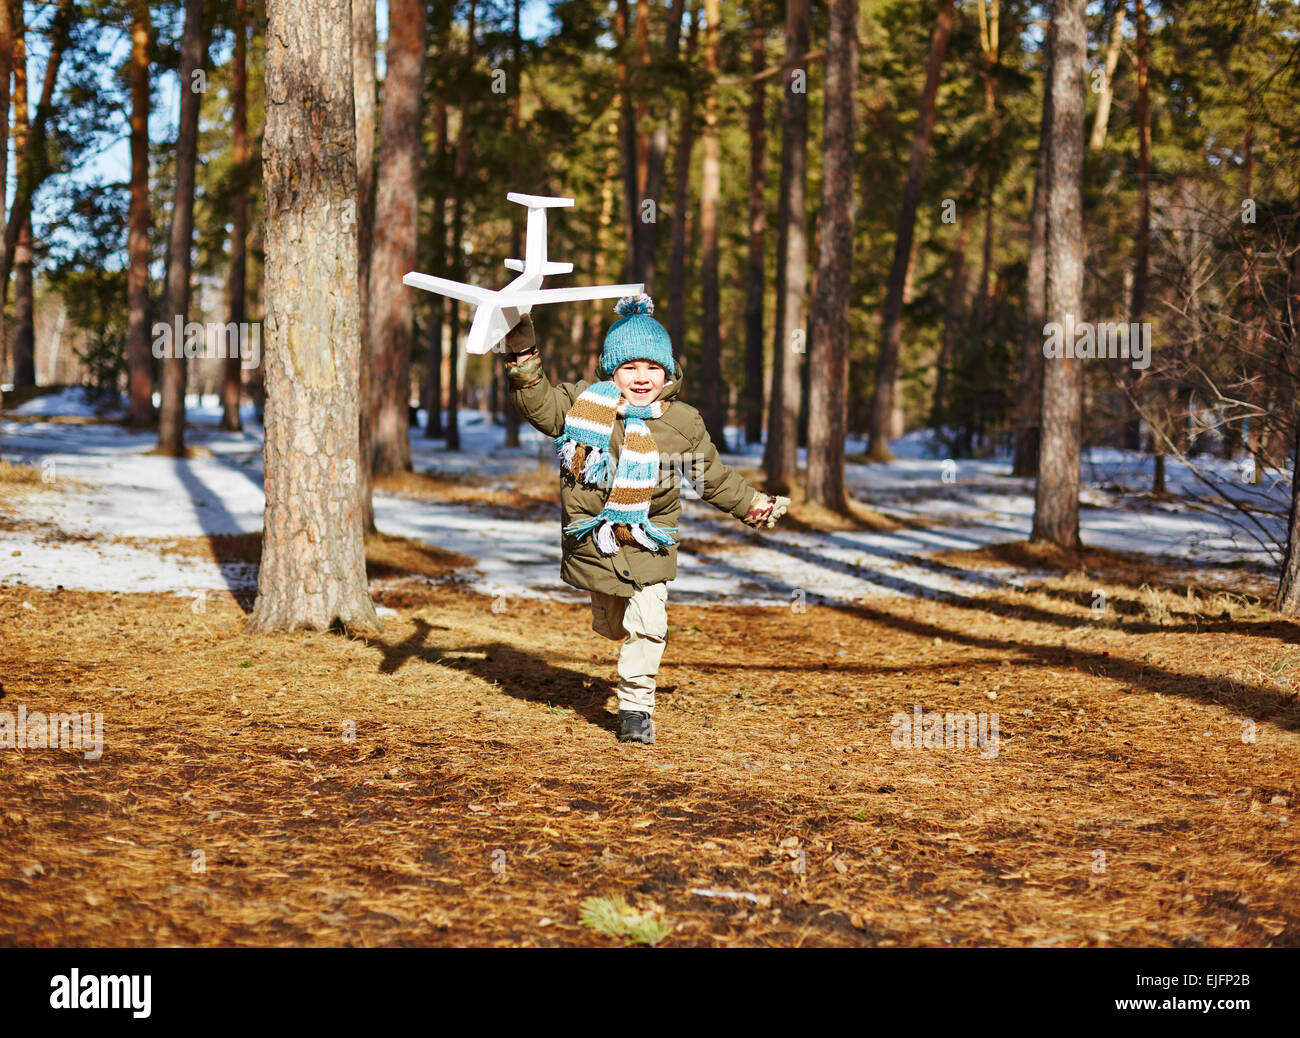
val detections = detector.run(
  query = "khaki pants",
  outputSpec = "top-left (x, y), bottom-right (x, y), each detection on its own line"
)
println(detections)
top-left (589, 581), bottom-right (669, 715)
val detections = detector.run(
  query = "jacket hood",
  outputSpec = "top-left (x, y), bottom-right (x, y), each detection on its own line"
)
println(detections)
top-left (596, 355), bottom-right (685, 405)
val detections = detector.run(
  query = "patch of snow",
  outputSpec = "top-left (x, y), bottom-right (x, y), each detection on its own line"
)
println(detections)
top-left (2, 403), bottom-right (1289, 604)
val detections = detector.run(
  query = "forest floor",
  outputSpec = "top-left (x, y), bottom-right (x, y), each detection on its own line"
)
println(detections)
top-left (2, 546), bottom-right (1297, 947)
top-left (2, 393), bottom-right (1297, 946)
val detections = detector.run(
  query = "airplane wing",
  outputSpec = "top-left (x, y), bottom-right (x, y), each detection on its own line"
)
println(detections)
top-left (504, 284), bottom-right (645, 306)
top-left (402, 272), bottom-right (498, 306)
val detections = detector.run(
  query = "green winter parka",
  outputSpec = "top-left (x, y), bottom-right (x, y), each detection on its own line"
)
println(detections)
top-left (504, 350), bottom-right (759, 597)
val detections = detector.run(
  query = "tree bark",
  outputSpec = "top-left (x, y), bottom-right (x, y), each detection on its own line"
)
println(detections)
top-left (1013, 18), bottom-right (1053, 477)
top-left (1, 0), bottom-right (73, 299)
top-left (1031, 0), bottom-right (1086, 549)
top-left (156, 0), bottom-right (207, 458)
top-left (353, 0), bottom-right (377, 528)
top-left (615, 0), bottom-right (642, 284)
top-left (221, 0), bottom-right (249, 432)
top-left (932, 202), bottom-right (974, 426)
top-left (13, 214), bottom-right (33, 386)
top-left (698, 0), bottom-right (724, 445)
top-left (970, 1), bottom-right (999, 351)
top-left (249, 0), bottom-right (379, 635)
top-left (630, 0), bottom-right (651, 284)
top-left (445, 2), bottom-right (476, 452)
top-left (762, 0), bottom-right (810, 495)
top-left (1131, 0), bottom-right (1152, 459)
top-left (666, 4), bottom-right (699, 362)
top-left (125, 2), bottom-right (154, 426)
top-left (503, 0), bottom-right (523, 447)
top-left (805, 0), bottom-right (856, 514)
top-left (424, 97), bottom-right (447, 438)
top-left (865, 0), bottom-right (955, 461)
top-left (10, 14), bottom-right (32, 388)
top-left (641, 0), bottom-right (686, 291)
top-left (1277, 414), bottom-right (1300, 614)
top-left (0, 0), bottom-right (11, 432)
top-left (1088, 0), bottom-right (1126, 151)
top-left (743, 6), bottom-right (767, 446)
top-left (367, 0), bottom-right (425, 475)
top-left (1276, 239), bottom-right (1300, 613)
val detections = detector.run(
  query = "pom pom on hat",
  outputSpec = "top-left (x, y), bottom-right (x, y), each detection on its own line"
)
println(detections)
top-left (602, 291), bottom-right (673, 374)
top-left (614, 293), bottom-right (655, 317)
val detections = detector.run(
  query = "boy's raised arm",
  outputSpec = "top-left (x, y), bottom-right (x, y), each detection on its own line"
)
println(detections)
top-left (501, 312), bottom-right (586, 438)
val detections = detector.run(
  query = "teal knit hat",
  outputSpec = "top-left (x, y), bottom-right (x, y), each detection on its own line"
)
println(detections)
top-left (600, 293), bottom-right (674, 376)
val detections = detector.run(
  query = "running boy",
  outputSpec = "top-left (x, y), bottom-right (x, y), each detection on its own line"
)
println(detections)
top-left (499, 294), bottom-right (788, 745)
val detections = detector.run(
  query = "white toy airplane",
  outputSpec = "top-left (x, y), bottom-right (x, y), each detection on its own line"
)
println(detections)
top-left (402, 192), bottom-right (645, 355)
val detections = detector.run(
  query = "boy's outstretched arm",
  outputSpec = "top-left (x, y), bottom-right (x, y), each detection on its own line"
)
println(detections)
top-left (500, 312), bottom-right (585, 438)
top-left (689, 412), bottom-right (790, 529)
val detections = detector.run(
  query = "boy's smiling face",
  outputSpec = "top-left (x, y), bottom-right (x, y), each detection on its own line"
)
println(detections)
top-left (613, 360), bottom-right (666, 406)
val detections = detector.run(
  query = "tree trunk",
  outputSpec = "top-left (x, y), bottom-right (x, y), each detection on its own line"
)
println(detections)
top-left (1031, 0), bottom-right (1086, 549)
top-left (367, 0), bottom-right (425, 475)
top-left (10, 17), bottom-right (32, 388)
top-left (616, 0), bottom-right (639, 282)
top-left (743, 8), bottom-right (767, 446)
top-left (445, 2), bottom-right (476, 453)
top-left (221, 0), bottom-right (249, 432)
top-left (425, 98), bottom-right (447, 438)
top-left (354, 0), bottom-right (377, 529)
top-left (970, 0), bottom-right (999, 347)
top-left (125, 2), bottom-right (154, 426)
top-left (666, 4), bottom-right (698, 361)
top-left (1131, 0), bottom-right (1152, 463)
top-left (865, 0), bottom-right (955, 461)
top-left (2, 0), bottom-right (73, 299)
top-left (156, 0), bottom-right (207, 458)
top-left (631, 0), bottom-right (652, 284)
top-left (13, 215), bottom-right (33, 386)
top-left (249, 0), bottom-right (379, 635)
top-left (805, 0), bottom-right (856, 514)
top-left (504, 0), bottom-right (523, 447)
top-left (932, 203), bottom-right (974, 426)
top-left (762, 0), bottom-right (810, 494)
top-left (1276, 238), bottom-right (1300, 612)
top-left (590, 112), bottom-right (621, 381)
top-left (1277, 414), bottom-right (1300, 614)
top-left (698, 0), bottom-right (724, 446)
top-left (1088, 0), bottom-right (1126, 151)
top-left (1013, 18), bottom-right (1052, 477)
top-left (0, 0), bottom-right (10, 434)
top-left (641, 0), bottom-right (686, 291)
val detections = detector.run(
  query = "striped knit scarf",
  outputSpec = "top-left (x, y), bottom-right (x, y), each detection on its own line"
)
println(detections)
top-left (554, 381), bottom-right (678, 555)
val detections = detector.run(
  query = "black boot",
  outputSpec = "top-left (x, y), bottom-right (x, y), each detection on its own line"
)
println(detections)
top-left (618, 710), bottom-right (655, 745)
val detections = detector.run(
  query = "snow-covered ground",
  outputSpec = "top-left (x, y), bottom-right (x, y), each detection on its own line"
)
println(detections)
top-left (1, 387), bottom-right (1290, 606)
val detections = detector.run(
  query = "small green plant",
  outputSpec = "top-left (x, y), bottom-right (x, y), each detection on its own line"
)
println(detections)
top-left (237, 661), bottom-right (253, 668)
top-left (546, 703), bottom-right (574, 716)
top-left (852, 807), bottom-right (869, 822)
top-left (578, 894), bottom-right (673, 946)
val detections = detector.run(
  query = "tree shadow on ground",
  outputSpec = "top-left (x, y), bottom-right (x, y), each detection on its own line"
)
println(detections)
top-left (679, 519), bottom-right (1300, 730)
top-left (360, 618), bottom-right (622, 736)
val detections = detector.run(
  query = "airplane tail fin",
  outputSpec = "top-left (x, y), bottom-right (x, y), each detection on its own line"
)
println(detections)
top-left (506, 192), bottom-right (574, 209)
top-left (504, 259), bottom-right (573, 275)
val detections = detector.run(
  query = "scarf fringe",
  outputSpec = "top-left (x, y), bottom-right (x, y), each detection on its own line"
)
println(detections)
top-left (553, 437), bottom-right (616, 488)
top-left (562, 516), bottom-right (679, 556)
top-left (582, 444), bottom-right (615, 487)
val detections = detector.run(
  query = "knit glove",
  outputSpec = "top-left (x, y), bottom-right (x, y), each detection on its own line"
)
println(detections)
top-left (742, 492), bottom-right (790, 530)
top-left (501, 311), bottom-right (536, 357)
